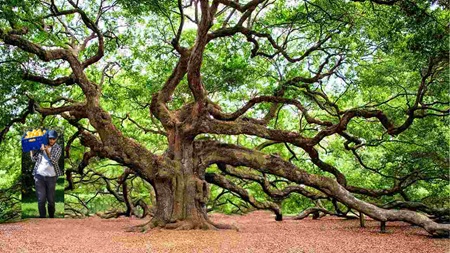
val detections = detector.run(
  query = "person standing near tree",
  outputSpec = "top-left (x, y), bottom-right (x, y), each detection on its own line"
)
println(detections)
top-left (30, 130), bottom-right (63, 218)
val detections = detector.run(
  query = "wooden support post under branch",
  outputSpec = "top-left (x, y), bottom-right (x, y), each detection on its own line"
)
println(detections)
top-left (380, 221), bottom-right (386, 233)
top-left (359, 212), bottom-right (365, 228)
top-left (312, 211), bottom-right (320, 220)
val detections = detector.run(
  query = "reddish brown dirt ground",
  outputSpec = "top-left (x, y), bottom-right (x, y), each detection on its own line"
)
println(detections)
top-left (0, 211), bottom-right (448, 253)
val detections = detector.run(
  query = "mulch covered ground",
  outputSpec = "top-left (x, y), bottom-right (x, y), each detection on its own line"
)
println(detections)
top-left (0, 211), bottom-right (448, 252)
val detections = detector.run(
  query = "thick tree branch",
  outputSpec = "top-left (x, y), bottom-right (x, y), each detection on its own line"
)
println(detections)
top-left (151, 53), bottom-right (190, 127)
top-left (23, 72), bottom-right (75, 86)
top-left (205, 172), bottom-right (282, 220)
top-left (216, 0), bottom-right (269, 13)
top-left (208, 26), bottom-right (333, 63)
top-left (0, 28), bottom-right (68, 62)
top-left (187, 0), bottom-right (219, 101)
top-left (217, 163), bottom-right (327, 201)
top-left (197, 141), bottom-right (450, 237)
top-left (208, 96), bottom-right (332, 127)
top-left (35, 103), bottom-right (86, 117)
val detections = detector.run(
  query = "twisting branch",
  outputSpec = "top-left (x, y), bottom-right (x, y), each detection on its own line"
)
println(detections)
top-left (67, 166), bottom-right (152, 219)
top-left (66, 0), bottom-right (104, 68)
top-left (197, 140), bottom-right (450, 237)
top-left (259, 86), bottom-right (286, 125)
top-left (350, 149), bottom-right (400, 179)
top-left (186, 0), bottom-right (219, 101)
top-left (116, 113), bottom-right (167, 136)
top-left (0, 179), bottom-right (21, 222)
top-left (23, 72), bottom-right (76, 86)
top-left (216, 0), bottom-right (268, 13)
top-left (34, 102), bottom-right (86, 117)
top-left (0, 28), bottom-right (68, 62)
top-left (208, 95), bottom-right (332, 127)
top-left (205, 172), bottom-right (282, 220)
top-left (217, 163), bottom-right (327, 202)
top-left (208, 26), bottom-right (334, 63)
top-left (294, 207), bottom-right (330, 220)
top-left (380, 201), bottom-right (450, 222)
top-left (151, 53), bottom-right (190, 126)
top-left (0, 99), bottom-right (34, 143)
top-left (171, 0), bottom-right (185, 52)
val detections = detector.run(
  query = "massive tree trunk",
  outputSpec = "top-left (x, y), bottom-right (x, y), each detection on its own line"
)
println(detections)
top-left (139, 127), bottom-right (227, 230)
top-left (151, 140), bottom-right (210, 229)
top-left (152, 174), bottom-right (211, 229)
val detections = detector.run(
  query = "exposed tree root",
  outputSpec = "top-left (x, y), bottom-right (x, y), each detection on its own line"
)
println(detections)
top-left (126, 217), bottom-right (237, 232)
top-left (125, 216), bottom-right (167, 232)
top-left (211, 221), bottom-right (238, 230)
top-left (126, 220), bottom-right (155, 233)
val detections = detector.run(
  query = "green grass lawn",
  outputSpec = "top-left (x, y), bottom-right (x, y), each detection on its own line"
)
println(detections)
top-left (21, 177), bottom-right (64, 218)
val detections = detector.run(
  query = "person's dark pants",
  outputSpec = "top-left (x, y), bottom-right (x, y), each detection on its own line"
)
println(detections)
top-left (34, 174), bottom-right (57, 218)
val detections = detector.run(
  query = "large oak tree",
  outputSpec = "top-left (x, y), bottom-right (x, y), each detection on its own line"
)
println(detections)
top-left (0, 0), bottom-right (448, 236)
